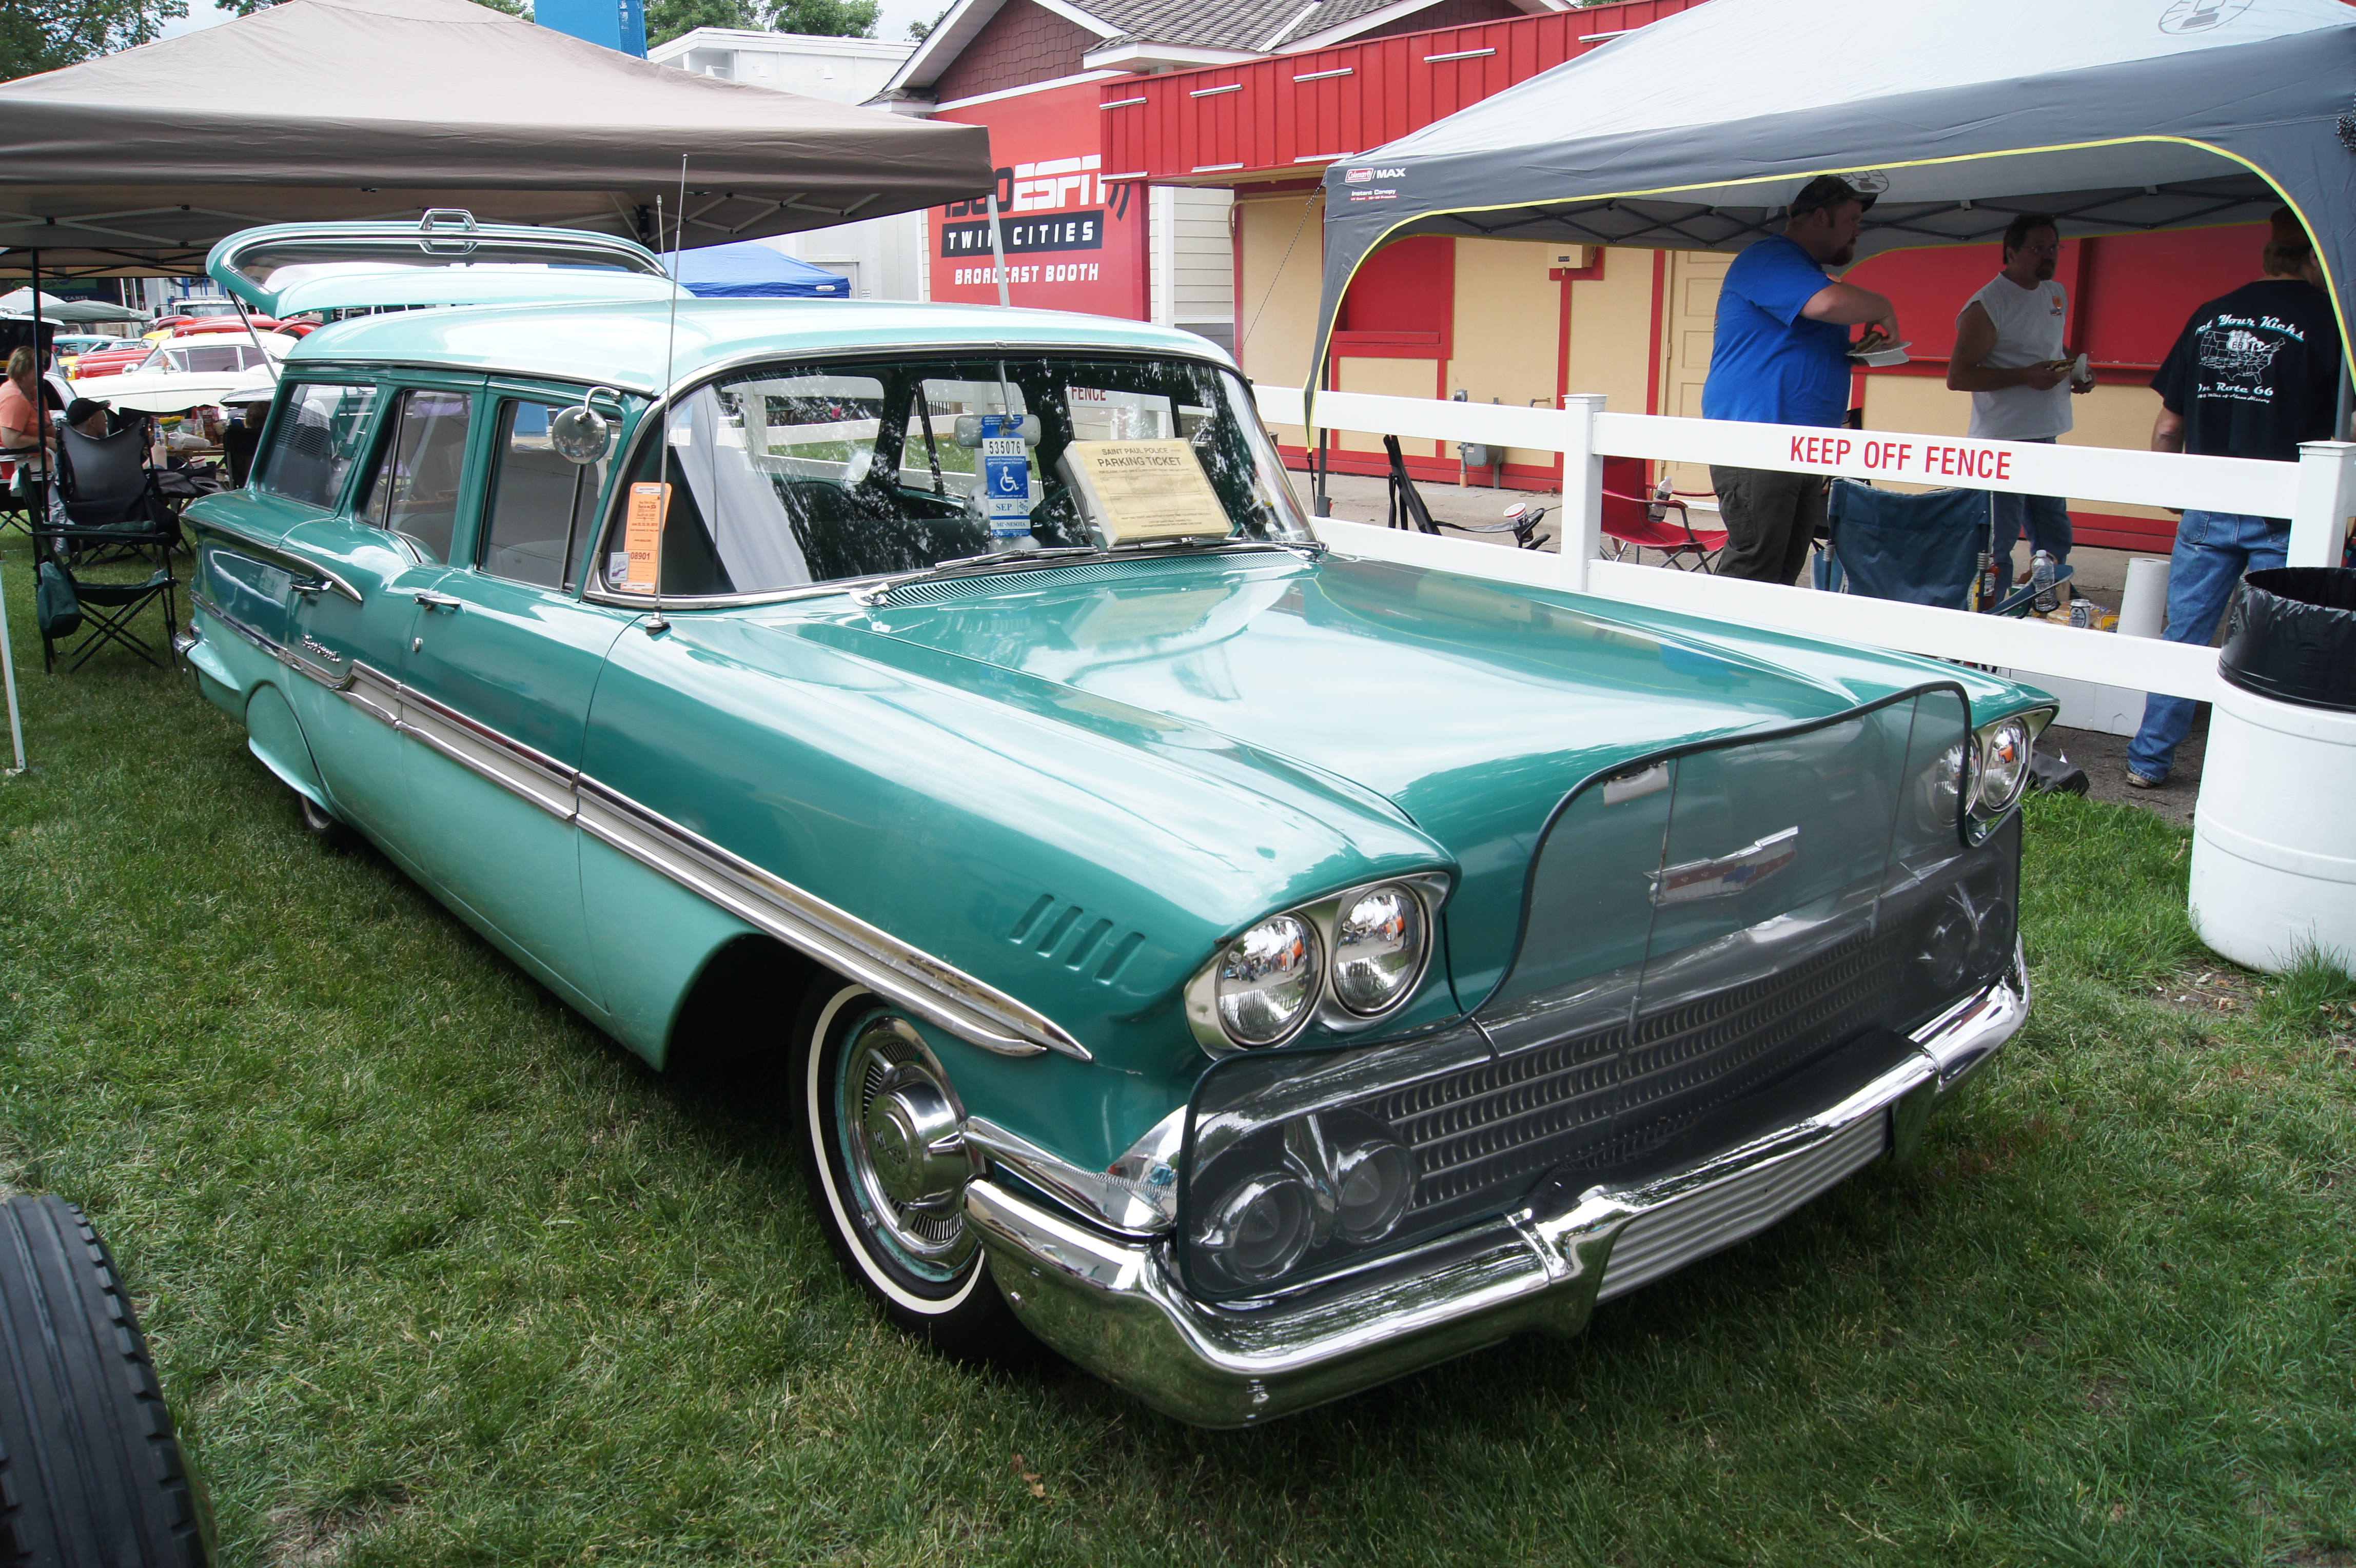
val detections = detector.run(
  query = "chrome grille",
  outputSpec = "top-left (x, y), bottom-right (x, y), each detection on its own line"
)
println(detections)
top-left (1370, 927), bottom-right (1901, 1219)
top-left (1598, 1108), bottom-right (1889, 1302)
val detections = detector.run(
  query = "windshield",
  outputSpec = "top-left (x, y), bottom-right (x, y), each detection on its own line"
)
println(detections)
top-left (596, 354), bottom-right (1314, 598)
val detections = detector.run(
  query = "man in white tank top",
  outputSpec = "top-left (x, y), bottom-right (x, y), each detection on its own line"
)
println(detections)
top-left (1946, 214), bottom-right (2092, 590)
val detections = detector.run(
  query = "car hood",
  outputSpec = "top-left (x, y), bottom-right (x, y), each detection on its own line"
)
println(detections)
top-left (813, 548), bottom-right (2029, 1002)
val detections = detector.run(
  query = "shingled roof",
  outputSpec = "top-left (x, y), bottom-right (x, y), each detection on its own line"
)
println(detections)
top-left (887, 0), bottom-right (1554, 103)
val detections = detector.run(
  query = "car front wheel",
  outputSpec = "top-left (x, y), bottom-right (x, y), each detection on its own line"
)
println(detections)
top-left (795, 982), bottom-right (1028, 1360)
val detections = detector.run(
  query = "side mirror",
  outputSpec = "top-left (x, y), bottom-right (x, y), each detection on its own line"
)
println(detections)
top-left (551, 385), bottom-right (620, 464)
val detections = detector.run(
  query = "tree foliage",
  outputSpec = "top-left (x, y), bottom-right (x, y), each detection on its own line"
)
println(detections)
top-left (646, 0), bottom-right (749, 46)
top-left (222, 0), bottom-right (526, 12)
top-left (763, 0), bottom-right (875, 37)
top-left (646, 0), bottom-right (876, 47)
top-left (2, 0), bottom-right (188, 82)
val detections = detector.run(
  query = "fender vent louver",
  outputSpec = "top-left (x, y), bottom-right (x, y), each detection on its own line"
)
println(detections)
top-left (1010, 895), bottom-right (1145, 983)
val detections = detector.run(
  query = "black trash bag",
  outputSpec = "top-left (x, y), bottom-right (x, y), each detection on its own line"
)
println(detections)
top-left (2029, 748), bottom-right (2088, 797)
top-left (2220, 566), bottom-right (2356, 712)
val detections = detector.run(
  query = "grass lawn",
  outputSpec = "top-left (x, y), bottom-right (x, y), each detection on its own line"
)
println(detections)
top-left (1, 531), bottom-right (2351, 1566)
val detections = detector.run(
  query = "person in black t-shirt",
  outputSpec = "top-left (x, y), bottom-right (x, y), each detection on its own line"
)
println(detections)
top-left (2126, 208), bottom-right (2343, 788)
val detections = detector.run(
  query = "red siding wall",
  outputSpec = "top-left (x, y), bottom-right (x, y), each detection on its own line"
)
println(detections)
top-left (1101, 0), bottom-right (1705, 180)
top-left (1845, 223), bottom-right (2266, 379)
top-left (1334, 234), bottom-right (1455, 355)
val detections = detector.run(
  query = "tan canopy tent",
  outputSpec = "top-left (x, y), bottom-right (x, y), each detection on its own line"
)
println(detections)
top-left (0, 0), bottom-right (993, 280)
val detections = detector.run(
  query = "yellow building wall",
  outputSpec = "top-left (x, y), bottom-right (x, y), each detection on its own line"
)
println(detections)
top-left (1228, 202), bottom-right (2183, 502)
top-left (1446, 239), bottom-right (1561, 472)
top-left (1335, 356), bottom-right (1444, 457)
top-left (1234, 189), bottom-right (1325, 450)
top-left (1562, 247), bottom-right (1653, 419)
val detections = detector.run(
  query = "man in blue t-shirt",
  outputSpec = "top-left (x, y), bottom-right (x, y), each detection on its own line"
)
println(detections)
top-left (1701, 175), bottom-right (1900, 583)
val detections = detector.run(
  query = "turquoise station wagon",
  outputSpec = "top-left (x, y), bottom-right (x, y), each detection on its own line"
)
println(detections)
top-left (180, 219), bottom-right (2051, 1426)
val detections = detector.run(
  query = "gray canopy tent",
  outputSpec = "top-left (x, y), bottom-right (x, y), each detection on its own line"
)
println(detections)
top-left (0, 0), bottom-right (992, 281)
top-left (1310, 0), bottom-right (2356, 415)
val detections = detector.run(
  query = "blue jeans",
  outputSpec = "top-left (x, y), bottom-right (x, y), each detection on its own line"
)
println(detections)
top-left (1992, 436), bottom-right (2071, 585)
top-left (2126, 510), bottom-right (2288, 780)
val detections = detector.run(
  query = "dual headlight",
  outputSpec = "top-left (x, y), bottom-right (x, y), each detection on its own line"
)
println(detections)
top-left (1184, 875), bottom-right (1446, 1053)
top-left (1962, 710), bottom-right (2050, 842)
top-left (1187, 1110), bottom-right (1419, 1293)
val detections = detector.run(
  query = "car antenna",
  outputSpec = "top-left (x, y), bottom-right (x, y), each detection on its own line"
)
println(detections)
top-left (649, 156), bottom-right (688, 636)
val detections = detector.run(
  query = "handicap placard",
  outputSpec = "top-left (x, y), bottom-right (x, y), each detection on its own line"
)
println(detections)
top-left (980, 414), bottom-right (1033, 540)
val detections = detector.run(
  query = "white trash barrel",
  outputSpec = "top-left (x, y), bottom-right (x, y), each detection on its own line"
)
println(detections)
top-left (2190, 678), bottom-right (2356, 973)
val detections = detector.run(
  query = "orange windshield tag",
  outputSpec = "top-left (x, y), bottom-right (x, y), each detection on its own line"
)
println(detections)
top-left (622, 482), bottom-right (669, 595)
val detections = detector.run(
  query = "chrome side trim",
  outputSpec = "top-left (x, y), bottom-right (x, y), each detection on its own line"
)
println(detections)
top-left (377, 670), bottom-right (579, 821)
top-left (189, 589), bottom-right (352, 691)
top-left (196, 604), bottom-right (1087, 1066)
top-left (191, 524), bottom-right (362, 603)
top-left (967, 959), bottom-right (2028, 1427)
top-left (966, 1115), bottom-right (1172, 1237)
top-left (573, 776), bottom-right (1089, 1063)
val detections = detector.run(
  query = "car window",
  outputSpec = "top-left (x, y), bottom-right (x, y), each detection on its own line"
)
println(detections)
top-left (252, 382), bottom-right (381, 509)
top-left (163, 344), bottom-right (249, 374)
top-left (480, 400), bottom-right (607, 590)
top-left (599, 355), bottom-right (1311, 599)
top-left (358, 389), bottom-right (473, 562)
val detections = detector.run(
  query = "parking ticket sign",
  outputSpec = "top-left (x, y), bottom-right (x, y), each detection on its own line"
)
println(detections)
top-left (980, 414), bottom-right (1032, 539)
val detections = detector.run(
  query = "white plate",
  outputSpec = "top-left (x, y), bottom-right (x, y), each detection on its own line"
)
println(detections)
top-left (1849, 341), bottom-right (1912, 367)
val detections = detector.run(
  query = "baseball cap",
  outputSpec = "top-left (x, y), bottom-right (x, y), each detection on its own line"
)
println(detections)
top-left (1790, 174), bottom-right (1878, 217)
top-left (65, 398), bottom-right (110, 426)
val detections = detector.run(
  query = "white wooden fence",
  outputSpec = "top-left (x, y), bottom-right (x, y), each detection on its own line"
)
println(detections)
top-left (1258, 386), bottom-right (2356, 707)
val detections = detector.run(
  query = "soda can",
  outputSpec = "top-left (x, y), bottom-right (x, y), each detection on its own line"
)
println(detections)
top-left (2070, 600), bottom-right (2095, 629)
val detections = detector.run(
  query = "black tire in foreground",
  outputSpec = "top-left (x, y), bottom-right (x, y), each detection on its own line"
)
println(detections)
top-left (0, 1196), bottom-right (211, 1567)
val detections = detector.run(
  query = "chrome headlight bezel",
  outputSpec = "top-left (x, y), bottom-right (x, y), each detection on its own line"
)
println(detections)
top-left (1184, 872), bottom-right (1450, 1055)
top-left (1963, 707), bottom-right (2054, 844)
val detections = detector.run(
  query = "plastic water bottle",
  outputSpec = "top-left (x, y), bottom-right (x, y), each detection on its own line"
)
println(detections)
top-left (2031, 550), bottom-right (2058, 614)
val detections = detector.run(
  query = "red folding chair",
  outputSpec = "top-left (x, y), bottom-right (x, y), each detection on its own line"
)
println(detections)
top-left (1599, 475), bottom-right (1728, 571)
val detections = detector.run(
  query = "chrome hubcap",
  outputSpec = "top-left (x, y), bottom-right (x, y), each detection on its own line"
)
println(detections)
top-left (839, 1012), bottom-right (974, 1275)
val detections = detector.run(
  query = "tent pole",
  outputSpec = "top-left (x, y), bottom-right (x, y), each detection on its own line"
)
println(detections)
top-left (0, 547), bottom-right (23, 775)
top-left (1313, 349), bottom-right (1331, 517)
top-left (986, 191), bottom-right (1012, 308)
top-left (4, 251), bottom-right (37, 776)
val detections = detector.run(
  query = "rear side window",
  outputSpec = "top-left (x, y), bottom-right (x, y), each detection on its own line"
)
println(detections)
top-left (253, 382), bottom-right (380, 508)
top-left (357, 390), bottom-right (473, 563)
top-left (480, 401), bottom-right (607, 590)
top-left (171, 344), bottom-right (252, 374)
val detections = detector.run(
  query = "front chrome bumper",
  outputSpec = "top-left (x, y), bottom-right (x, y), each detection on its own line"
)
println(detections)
top-left (966, 948), bottom-right (2028, 1427)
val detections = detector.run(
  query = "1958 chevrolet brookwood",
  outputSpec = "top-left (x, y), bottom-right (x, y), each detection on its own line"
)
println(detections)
top-left (181, 218), bottom-right (2050, 1426)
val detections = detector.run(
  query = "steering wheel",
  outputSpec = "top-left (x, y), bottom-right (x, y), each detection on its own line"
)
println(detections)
top-left (1027, 480), bottom-right (1087, 543)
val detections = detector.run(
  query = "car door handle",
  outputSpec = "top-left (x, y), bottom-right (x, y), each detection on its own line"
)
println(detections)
top-left (414, 592), bottom-right (463, 613)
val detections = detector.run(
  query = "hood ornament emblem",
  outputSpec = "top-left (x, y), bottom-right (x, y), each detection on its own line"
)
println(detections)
top-left (1649, 826), bottom-right (1799, 905)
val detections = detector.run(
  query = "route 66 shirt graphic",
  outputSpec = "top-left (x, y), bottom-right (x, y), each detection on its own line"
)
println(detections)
top-left (2153, 278), bottom-right (2341, 464)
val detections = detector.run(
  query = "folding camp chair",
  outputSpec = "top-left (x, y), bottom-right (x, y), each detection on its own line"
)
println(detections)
top-left (1598, 475), bottom-right (1728, 570)
top-left (1827, 479), bottom-right (2070, 614)
top-left (1381, 435), bottom-right (1550, 548)
top-left (51, 425), bottom-right (181, 567)
top-left (34, 557), bottom-right (179, 674)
